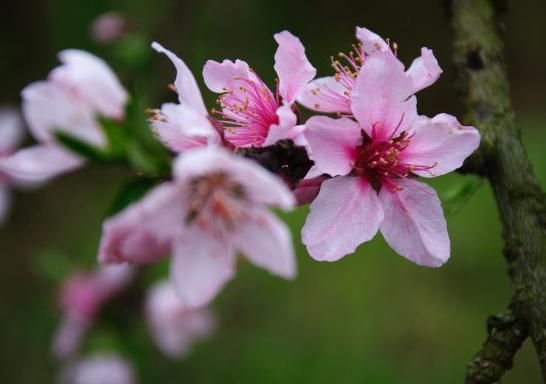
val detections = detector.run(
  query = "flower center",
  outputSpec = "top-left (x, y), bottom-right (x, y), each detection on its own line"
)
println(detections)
top-left (212, 74), bottom-right (281, 147)
top-left (185, 172), bottom-right (247, 234)
top-left (352, 130), bottom-right (435, 191)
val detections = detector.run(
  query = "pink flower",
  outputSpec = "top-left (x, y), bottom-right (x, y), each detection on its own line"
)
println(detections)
top-left (203, 31), bottom-right (316, 148)
top-left (90, 12), bottom-right (129, 44)
top-left (0, 107), bottom-right (24, 225)
top-left (99, 147), bottom-right (296, 308)
top-left (149, 42), bottom-right (223, 152)
top-left (302, 51), bottom-right (480, 266)
top-left (0, 50), bottom-right (127, 183)
top-left (60, 354), bottom-right (136, 384)
top-left (145, 280), bottom-right (215, 358)
top-left (297, 26), bottom-right (442, 115)
top-left (52, 265), bottom-right (134, 359)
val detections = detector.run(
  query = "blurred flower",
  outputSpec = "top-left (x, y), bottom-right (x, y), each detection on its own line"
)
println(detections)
top-left (302, 49), bottom-right (480, 265)
top-left (297, 26), bottom-right (442, 115)
top-left (145, 280), bottom-right (215, 358)
top-left (0, 50), bottom-right (128, 183)
top-left (59, 353), bottom-right (136, 384)
top-left (53, 265), bottom-right (134, 359)
top-left (0, 107), bottom-right (24, 225)
top-left (149, 42), bottom-right (223, 152)
top-left (90, 12), bottom-right (129, 44)
top-left (99, 147), bottom-right (296, 308)
top-left (204, 31), bottom-right (316, 148)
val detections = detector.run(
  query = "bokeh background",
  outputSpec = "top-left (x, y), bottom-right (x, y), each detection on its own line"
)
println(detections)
top-left (1, 0), bottom-right (545, 382)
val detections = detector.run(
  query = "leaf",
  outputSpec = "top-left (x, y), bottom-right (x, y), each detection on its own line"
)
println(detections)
top-left (99, 117), bottom-right (127, 158)
top-left (106, 177), bottom-right (158, 217)
top-left (443, 177), bottom-right (483, 216)
top-left (54, 131), bottom-right (111, 162)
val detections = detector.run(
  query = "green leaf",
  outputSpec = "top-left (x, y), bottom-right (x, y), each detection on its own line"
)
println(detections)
top-left (106, 177), bottom-right (159, 217)
top-left (443, 177), bottom-right (483, 216)
top-left (55, 131), bottom-right (111, 162)
top-left (99, 117), bottom-right (127, 158)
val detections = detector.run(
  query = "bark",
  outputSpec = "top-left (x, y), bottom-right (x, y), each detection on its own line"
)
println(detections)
top-left (447, 0), bottom-right (546, 382)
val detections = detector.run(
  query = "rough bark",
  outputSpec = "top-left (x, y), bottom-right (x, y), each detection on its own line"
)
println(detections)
top-left (447, 0), bottom-right (546, 382)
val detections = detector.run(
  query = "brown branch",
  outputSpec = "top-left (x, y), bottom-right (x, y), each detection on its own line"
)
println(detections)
top-left (447, 0), bottom-right (546, 382)
top-left (465, 308), bottom-right (528, 383)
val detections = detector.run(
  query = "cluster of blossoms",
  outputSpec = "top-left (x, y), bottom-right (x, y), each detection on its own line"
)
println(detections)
top-left (0, 25), bottom-right (479, 382)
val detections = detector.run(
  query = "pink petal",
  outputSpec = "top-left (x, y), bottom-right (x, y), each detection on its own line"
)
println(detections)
top-left (235, 209), bottom-right (296, 279)
top-left (51, 50), bottom-right (128, 120)
top-left (22, 81), bottom-right (105, 147)
top-left (406, 48), bottom-right (443, 93)
top-left (296, 76), bottom-right (352, 114)
top-left (379, 179), bottom-right (449, 267)
top-left (356, 26), bottom-right (390, 54)
top-left (173, 148), bottom-right (295, 209)
top-left (351, 52), bottom-right (417, 141)
top-left (202, 59), bottom-right (252, 93)
top-left (152, 42), bottom-right (208, 116)
top-left (293, 176), bottom-right (327, 206)
top-left (302, 176), bottom-right (383, 262)
top-left (0, 107), bottom-right (24, 155)
top-left (262, 103), bottom-right (297, 147)
top-left (151, 102), bottom-right (218, 152)
top-left (98, 183), bottom-right (182, 264)
top-left (303, 116), bottom-right (361, 176)
top-left (145, 280), bottom-right (215, 358)
top-left (171, 231), bottom-right (236, 308)
top-left (0, 144), bottom-right (84, 183)
top-left (273, 30), bottom-right (316, 104)
top-left (60, 354), bottom-right (136, 384)
top-left (403, 114), bottom-right (481, 177)
top-left (52, 313), bottom-right (90, 359)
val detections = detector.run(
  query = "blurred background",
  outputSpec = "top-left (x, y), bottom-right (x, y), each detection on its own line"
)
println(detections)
top-left (1, 0), bottom-right (545, 382)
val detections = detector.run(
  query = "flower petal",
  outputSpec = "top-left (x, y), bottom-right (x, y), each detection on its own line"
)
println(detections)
top-left (406, 48), bottom-right (442, 93)
top-left (273, 30), bottom-right (316, 104)
top-left (151, 102), bottom-right (219, 152)
top-left (51, 49), bottom-right (128, 120)
top-left (303, 116), bottom-right (361, 176)
top-left (202, 59), bottom-right (252, 93)
top-left (379, 179), bottom-right (449, 267)
top-left (98, 183), bottom-right (182, 264)
top-left (22, 81), bottom-right (105, 147)
top-left (235, 209), bottom-right (296, 279)
top-left (262, 103), bottom-right (298, 147)
top-left (152, 42), bottom-right (208, 116)
top-left (302, 176), bottom-right (383, 262)
top-left (0, 107), bottom-right (24, 155)
top-left (403, 114), bottom-right (481, 177)
top-left (171, 231), bottom-right (236, 308)
top-left (296, 76), bottom-right (352, 113)
top-left (173, 148), bottom-right (295, 209)
top-left (293, 175), bottom-right (327, 206)
top-left (356, 26), bottom-right (390, 54)
top-left (351, 52), bottom-right (417, 141)
top-left (52, 314), bottom-right (90, 359)
top-left (0, 144), bottom-right (84, 183)
top-left (146, 280), bottom-right (215, 358)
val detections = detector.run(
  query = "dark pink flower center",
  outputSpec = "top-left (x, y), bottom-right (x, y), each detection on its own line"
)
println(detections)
top-left (212, 75), bottom-right (281, 147)
top-left (352, 130), bottom-right (435, 191)
top-left (185, 172), bottom-right (247, 235)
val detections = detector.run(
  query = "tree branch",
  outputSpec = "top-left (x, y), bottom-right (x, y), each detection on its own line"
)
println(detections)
top-left (465, 308), bottom-right (528, 383)
top-left (447, 0), bottom-right (546, 381)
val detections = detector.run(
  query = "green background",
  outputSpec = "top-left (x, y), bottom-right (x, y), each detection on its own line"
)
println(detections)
top-left (0, 0), bottom-right (545, 382)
